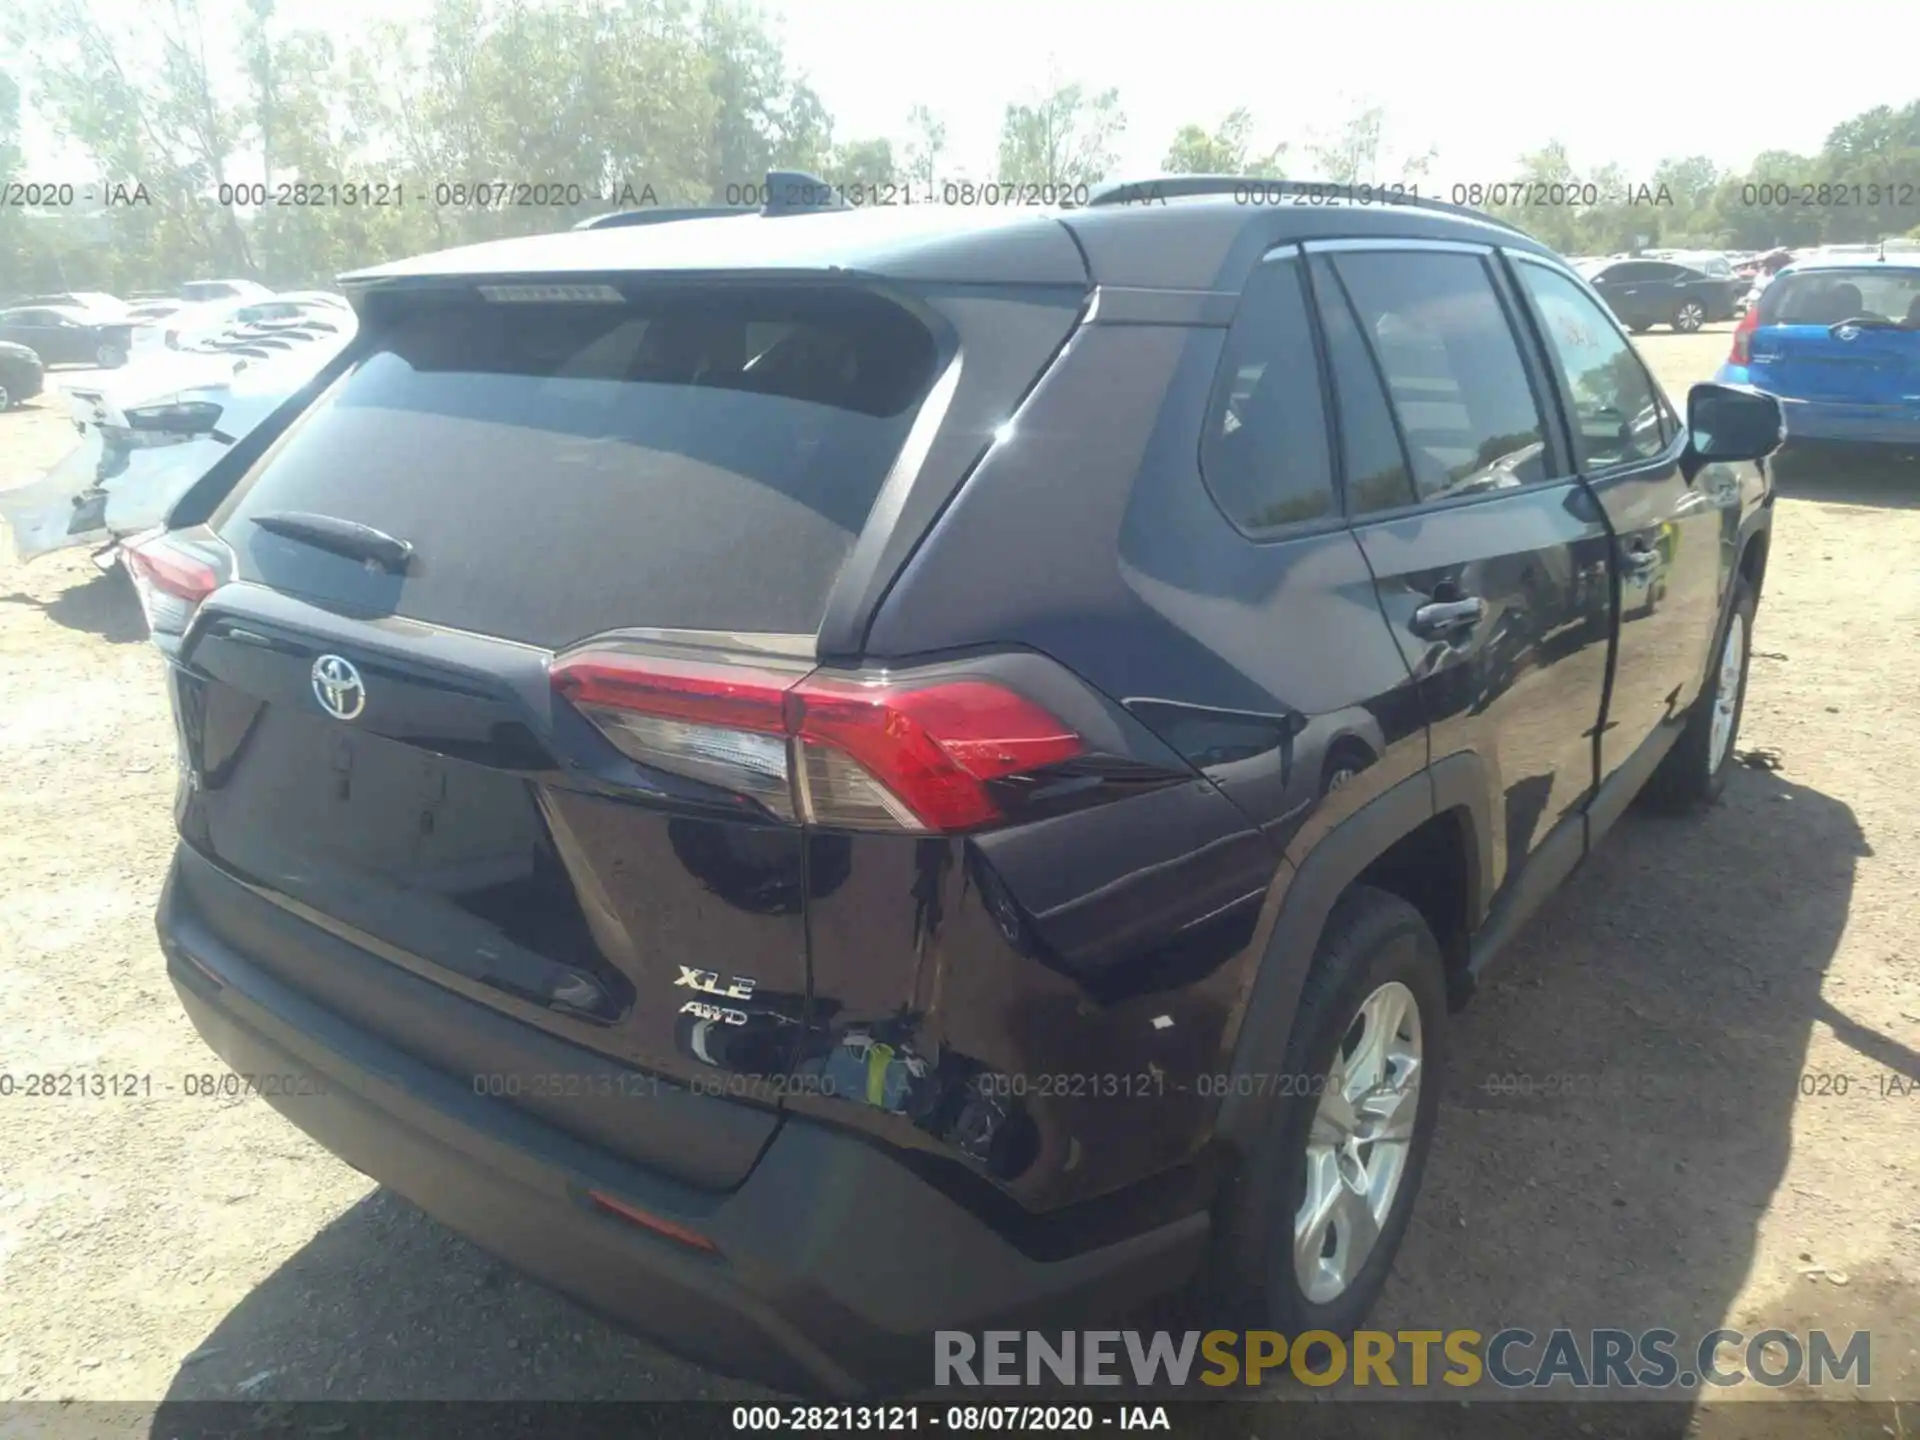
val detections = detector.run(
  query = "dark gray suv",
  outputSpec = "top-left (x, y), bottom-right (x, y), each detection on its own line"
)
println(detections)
top-left (136, 175), bottom-right (1783, 1396)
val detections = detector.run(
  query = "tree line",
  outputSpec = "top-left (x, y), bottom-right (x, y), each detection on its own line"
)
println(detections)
top-left (2, 0), bottom-right (1916, 296)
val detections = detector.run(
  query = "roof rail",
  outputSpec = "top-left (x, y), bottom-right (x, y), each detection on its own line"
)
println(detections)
top-left (1083, 174), bottom-right (1534, 240)
top-left (762, 169), bottom-right (848, 216)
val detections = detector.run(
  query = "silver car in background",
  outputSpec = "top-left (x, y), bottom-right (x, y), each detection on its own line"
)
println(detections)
top-left (0, 300), bottom-right (356, 565)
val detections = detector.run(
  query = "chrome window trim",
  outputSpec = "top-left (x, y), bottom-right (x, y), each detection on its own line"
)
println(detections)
top-left (1302, 238), bottom-right (1497, 257)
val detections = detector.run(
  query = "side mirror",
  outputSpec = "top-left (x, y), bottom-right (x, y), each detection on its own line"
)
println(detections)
top-left (1681, 382), bottom-right (1784, 482)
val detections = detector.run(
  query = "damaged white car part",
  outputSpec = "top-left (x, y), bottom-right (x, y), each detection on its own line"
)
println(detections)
top-left (0, 307), bottom-right (355, 566)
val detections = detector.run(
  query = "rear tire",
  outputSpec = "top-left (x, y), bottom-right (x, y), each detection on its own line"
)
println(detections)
top-left (96, 343), bottom-right (127, 369)
top-left (1673, 300), bottom-right (1707, 333)
top-left (1194, 886), bottom-right (1447, 1341)
top-left (1644, 578), bottom-right (1756, 809)
top-left (0, 383), bottom-right (11, 411)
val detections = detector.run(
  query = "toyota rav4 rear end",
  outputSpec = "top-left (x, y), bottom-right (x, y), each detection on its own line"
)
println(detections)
top-left (148, 207), bottom-right (1240, 1394)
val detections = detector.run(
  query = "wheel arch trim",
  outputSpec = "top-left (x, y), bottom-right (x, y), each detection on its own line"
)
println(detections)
top-left (1211, 752), bottom-right (1490, 1149)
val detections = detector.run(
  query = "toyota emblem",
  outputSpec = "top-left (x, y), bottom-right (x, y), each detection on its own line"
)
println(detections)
top-left (311, 654), bottom-right (367, 721)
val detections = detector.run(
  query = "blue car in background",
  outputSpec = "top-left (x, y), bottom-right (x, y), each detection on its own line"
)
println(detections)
top-left (1717, 253), bottom-right (1920, 462)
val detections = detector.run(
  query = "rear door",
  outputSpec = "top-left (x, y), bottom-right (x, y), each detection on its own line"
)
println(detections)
top-left (168, 281), bottom-right (958, 1185)
top-left (1639, 263), bottom-right (1697, 328)
top-left (1309, 242), bottom-right (1613, 899)
top-left (1589, 263), bottom-right (1649, 328)
top-left (1747, 266), bottom-right (1920, 406)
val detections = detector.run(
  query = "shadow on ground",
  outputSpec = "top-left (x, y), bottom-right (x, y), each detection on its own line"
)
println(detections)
top-left (147, 766), bottom-right (1892, 1427)
top-left (0, 566), bottom-right (146, 643)
top-left (1368, 759), bottom-right (1909, 1386)
top-left (1773, 443), bottom-right (1920, 509)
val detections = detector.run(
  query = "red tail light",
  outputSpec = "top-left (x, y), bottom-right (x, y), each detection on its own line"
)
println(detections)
top-left (585, 1189), bottom-right (718, 1253)
top-left (550, 646), bottom-right (1084, 833)
top-left (1729, 305), bottom-right (1761, 365)
top-left (123, 531), bottom-right (221, 636)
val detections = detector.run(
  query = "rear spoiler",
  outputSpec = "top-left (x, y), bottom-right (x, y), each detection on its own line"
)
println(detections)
top-left (573, 169), bottom-right (847, 230)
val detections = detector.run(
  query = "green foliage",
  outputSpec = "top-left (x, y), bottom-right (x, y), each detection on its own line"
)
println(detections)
top-left (0, 69), bottom-right (25, 282)
top-left (823, 137), bottom-right (895, 192)
top-left (4, 0), bottom-right (853, 292)
top-left (1163, 108), bottom-right (1285, 179)
top-left (902, 105), bottom-right (946, 190)
top-left (5, 6), bottom-right (1917, 300)
top-left (1305, 105), bottom-right (1435, 187)
top-left (1484, 105), bottom-right (1920, 254)
top-left (996, 81), bottom-right (1125, 189)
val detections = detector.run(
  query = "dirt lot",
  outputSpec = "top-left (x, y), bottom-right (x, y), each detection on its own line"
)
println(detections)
top-left (2, 330), bottom-right (1917, 1429)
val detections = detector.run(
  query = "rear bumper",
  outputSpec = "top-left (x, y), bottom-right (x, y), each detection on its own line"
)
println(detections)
top-left (1776, 397), bottom-right (1920, 448)
top-left (156, 854), bottom-right (1206, 1397)
top-left (1712, 369), bottom-right (1920, 450)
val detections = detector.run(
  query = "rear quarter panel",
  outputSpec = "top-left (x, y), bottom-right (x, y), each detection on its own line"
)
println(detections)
top-left (817, 316), bottom-right (1429, 1218)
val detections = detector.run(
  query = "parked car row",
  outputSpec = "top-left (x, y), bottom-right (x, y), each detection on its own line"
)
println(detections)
top-left (1573, 256), bottom-right (1741, 333)
top-left (0, 290), bottom-right (356, 565)
top-left (0, 305), bottom-right (137, 369)
top-left (0, 280), bottom-right (281, 371)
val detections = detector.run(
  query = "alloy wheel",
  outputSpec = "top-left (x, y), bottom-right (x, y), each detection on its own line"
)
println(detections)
top-left (1293, 980), bottom-right (1423, 1303)
top-left (1675, 302), bottom-right (1706, 333)
top-left (1709, 610), bottom-right (1746, 775)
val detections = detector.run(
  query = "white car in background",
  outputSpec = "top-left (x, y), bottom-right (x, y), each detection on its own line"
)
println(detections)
top-left (179, 278), bottom-right (272, 304)
top-left (138, 291), bottom-right (351, 356)
top-left (0, 304), bottom-right (357, 564)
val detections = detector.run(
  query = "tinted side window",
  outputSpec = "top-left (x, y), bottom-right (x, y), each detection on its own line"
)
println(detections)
top-left (1201, 256), bottom-right (1335, 535)
top-left (1517, 263), bottom-right (1668, 470)
top-left (1308, 257), bottom-right (1416, 515)
top-left (1331, 251), bottom-right (1549, 503)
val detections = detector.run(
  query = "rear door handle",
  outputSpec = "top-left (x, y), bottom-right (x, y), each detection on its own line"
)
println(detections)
top-left (1411, 596), bottom-right (1486, 639)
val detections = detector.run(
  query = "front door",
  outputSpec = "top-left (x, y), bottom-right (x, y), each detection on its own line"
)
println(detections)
top-left (1508, 256), bottom-right (1728, 787)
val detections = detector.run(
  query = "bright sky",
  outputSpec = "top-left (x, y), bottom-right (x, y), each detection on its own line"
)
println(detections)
top-left (779, 0), bottom-right (1907, 185)
top-left (11, 0), bottom-right (1910, 186)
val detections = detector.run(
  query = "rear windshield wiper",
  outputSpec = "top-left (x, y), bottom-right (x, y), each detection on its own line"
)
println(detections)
top-left (251, 511), bottom-right (414, 573)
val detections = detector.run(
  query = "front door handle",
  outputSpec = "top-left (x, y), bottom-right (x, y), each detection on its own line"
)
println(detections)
top-left (1411, 596), bottom-right (1486, 639)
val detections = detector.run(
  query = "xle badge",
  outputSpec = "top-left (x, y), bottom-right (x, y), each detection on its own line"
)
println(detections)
top-left (674, 966), bottom-right (756, 1026)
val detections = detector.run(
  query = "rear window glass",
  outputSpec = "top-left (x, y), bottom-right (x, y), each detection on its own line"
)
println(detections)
top-left (1201, 256), bottom-right (1336, 535)
top-left (1330, 251), bottom-right (1550, 502)
top-left (1308, 257), bottom-right (1415, 516)
top-left (1764, 269), bottom-right (1920, 327)
top-left (216, 288), bottom-right (941, 647)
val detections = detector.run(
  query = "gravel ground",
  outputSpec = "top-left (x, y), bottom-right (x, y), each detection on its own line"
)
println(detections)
top-left (1, 333), bottom-right (1916, 1431)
